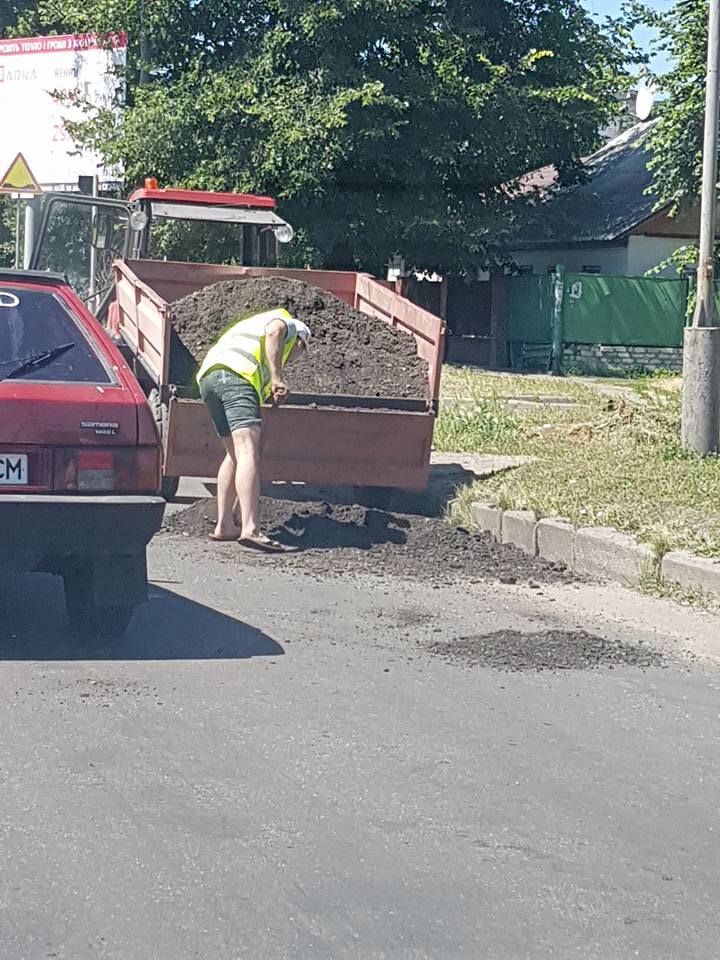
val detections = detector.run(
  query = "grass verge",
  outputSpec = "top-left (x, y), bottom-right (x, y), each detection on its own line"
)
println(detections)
top-left (637, 571), bottom-right (720, 614)
top-left (437, 368), bottom-right (720, 559)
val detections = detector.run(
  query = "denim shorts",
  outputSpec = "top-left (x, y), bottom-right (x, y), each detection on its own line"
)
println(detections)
top-left (199, 367), bottom-right (262, 437)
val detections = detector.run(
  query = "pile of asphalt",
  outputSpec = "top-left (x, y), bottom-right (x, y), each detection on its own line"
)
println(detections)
top-left (169, 276), bottom-right (429, 398)
top-left (427, 630), bottom-right (665, 672)
top-left (163, 497), bottom-right (575, 586)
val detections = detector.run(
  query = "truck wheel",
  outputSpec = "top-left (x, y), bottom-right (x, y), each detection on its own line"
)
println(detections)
top-left (148, 389), bottom-right (180, 501)
top-left (160, 474), bottom-right (180, 500)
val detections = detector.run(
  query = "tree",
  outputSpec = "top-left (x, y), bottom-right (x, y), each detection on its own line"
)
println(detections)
top-left (13, 1), bottom-right (634, 274)
top-left (0, 1), bottom-right (36, 36)
top-left (640, 0), bottom-right (708, 214)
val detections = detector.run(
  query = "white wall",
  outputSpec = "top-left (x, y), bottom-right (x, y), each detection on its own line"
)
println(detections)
top-left (510, 236), bottom-right (690, 278)
top-left (509, 244), bottom-right (630, 276)
top-left (626, 235), bottom-right (688, 277)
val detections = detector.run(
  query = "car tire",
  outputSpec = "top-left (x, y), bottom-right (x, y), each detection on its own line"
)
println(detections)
top-left (148, 389), bottom-right (180, 501)
top-left (66, 600), bottom-right (135, 640)
top-left (63, 566), bottom-right (136, 639)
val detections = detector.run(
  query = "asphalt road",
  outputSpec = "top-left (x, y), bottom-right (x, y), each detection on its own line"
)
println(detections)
top-left (1, 531), bottom-right (719, 959)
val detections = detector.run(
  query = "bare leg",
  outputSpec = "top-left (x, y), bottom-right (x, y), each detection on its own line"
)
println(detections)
top-left (231, 425), bottom-right (266, 541)
top-left (212, 440), bottom-right (241, 540)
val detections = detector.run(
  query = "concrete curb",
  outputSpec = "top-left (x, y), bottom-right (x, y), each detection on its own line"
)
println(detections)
top-left (501, 510), bottom-right (538, 556)
top-left (661, 551), bottom-right (720, 599)
top-left (574, 527), bottom-right (658, 586)
top-left (470, 501), bottom-right (718, 598)
top-left (471, 502), bottom-right (502, 541)
top-left (537, 518), bottom-right (575, 568)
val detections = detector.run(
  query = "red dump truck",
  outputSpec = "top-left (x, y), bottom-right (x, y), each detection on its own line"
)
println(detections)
top-left (30, 187), bottom-right (446, 498)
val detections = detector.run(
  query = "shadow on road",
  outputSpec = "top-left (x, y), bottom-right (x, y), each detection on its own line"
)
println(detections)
top-left (0, 575), bottom-right (283, 661)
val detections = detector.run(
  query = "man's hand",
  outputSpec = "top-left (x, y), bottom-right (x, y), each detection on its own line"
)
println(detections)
top-left (271, 379), bottom-right (290, 405)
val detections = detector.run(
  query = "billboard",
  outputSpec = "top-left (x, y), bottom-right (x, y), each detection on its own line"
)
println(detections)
top-left (0, 32), bottom-right (127, 190)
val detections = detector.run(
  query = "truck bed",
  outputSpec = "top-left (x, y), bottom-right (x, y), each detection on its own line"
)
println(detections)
top-left (113, 259), bottom-right (446, 491)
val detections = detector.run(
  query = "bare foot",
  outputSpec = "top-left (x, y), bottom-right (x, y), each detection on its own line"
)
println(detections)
top-left (210, 525), bottom-right (242, 542)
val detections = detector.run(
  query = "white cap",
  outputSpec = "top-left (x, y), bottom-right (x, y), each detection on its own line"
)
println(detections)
top-left (293, 319), bottom-right (311, 343)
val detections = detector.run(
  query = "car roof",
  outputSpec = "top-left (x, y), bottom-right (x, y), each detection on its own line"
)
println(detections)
top-left (0, 268), bottom-right (67, 288)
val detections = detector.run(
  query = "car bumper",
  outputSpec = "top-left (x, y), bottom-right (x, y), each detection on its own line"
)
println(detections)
top-left (0, 493), bottom-right (165, 572)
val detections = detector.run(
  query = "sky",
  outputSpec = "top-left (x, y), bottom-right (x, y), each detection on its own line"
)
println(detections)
top-left (584, 0), bottom-right (676, 74)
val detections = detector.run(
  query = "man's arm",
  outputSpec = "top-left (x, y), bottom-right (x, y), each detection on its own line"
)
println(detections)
top-left (265, 318), bottom-right (289, 404)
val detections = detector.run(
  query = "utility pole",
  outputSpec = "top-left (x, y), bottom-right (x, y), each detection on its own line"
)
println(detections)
top-left (682, 0), bottom-right (720, 455)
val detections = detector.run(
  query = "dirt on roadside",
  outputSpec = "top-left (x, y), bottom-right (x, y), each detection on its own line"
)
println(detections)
top-left (169, 276), bottom-right (429, 398)
top-left (427, 630), bottom-right (665, 672)
top-left (160, 498), bottom-right (677, 675)
top-left (163, 496), bottom-right (575, 586)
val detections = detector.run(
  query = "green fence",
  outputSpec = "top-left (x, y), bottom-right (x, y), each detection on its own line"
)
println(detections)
top-left (562, 274), bottom-right (688, 347)
top-left (506, 276), bottom-right (554, 344)
top-left (505, 271), bottom-right (690, 362)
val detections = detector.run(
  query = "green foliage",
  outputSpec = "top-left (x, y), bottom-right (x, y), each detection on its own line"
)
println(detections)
top-left (9, 1), bottom-right (634, 273)
top-left (0, 0), bottom-right (36, 36)
top-left (639, 0), bottom-right (708, 211)
top-left (434, 400), bottom-right (520, 452)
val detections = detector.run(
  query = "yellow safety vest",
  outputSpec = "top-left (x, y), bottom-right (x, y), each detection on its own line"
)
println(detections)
top-left (197, 308), bottom-right (298, 401)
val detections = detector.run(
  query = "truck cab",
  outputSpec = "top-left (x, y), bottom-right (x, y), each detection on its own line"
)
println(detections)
top-left (29, 182), bottom-right (295, 316)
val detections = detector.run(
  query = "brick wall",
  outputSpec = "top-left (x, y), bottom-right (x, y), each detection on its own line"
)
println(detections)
top-left (562, 343), bottom-right (683, 374)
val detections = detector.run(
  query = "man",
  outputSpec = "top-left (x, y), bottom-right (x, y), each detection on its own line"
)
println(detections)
top-left (197, 308), bottom-right (311, 552)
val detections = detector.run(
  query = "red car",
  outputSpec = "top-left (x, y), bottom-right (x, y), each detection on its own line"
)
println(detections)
top-left (0, 269), bottom-right (164, 637)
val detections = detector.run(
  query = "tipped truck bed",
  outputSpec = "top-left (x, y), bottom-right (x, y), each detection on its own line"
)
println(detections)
top-left (112, 259), bottom-right (446, 491)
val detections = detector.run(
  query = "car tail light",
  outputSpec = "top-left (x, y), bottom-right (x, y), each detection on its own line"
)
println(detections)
top-left (54, 447), bottom-right (161, 493)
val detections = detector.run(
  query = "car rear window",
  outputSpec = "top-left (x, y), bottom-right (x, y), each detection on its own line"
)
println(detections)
top-left (0, 284), bottom-right (112, 384)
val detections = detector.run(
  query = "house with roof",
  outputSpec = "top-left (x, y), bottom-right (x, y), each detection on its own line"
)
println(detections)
top-left (505, 122), bottom-right (697, 278)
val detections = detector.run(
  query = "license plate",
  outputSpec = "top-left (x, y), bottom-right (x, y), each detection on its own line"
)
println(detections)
top-left (0, 453), bottom-right (28, 486)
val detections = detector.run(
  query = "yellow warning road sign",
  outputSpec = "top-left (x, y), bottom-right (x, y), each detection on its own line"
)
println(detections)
top-left (0, 153), bottom-right (42, 194)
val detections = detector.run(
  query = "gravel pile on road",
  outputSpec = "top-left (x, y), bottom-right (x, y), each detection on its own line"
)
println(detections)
top-left (170, 277), bottom-right (429, 398)
top-left (428, 630), bottom-right (665, 672)
top-left (163, 497), bottom-right (574, 586)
